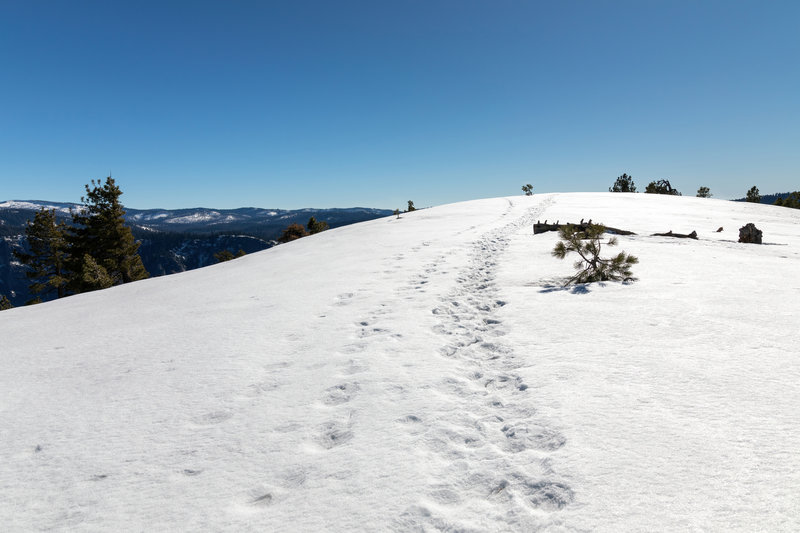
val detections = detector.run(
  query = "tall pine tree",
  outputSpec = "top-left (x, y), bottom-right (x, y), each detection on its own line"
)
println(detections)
top-left (67, 177), bottom-right (149, 293)
top-left (13, 208), bottom-right (70, 301)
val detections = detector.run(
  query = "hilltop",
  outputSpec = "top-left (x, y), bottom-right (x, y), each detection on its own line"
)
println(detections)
top-left (1, 193), bottom-right (798, 531)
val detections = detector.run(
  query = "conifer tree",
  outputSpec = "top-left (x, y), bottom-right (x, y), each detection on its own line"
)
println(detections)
top-left (213, 249), bottom-right (246, 263)
top-left (307, 216), bottom-right (329, 234)
top-left (644, 179), bottom-right (680, 195)
top-left (0, 294), bottom-right (12, 310)
top-left (745, 186), bottom-right (761, 203)
top-left (522, 184), bottom-right (533, 196)
top-left (609, 173), bottom-right (636, 192)
top-left (277, 223), bottom-right (309, 243)
top-left (407, 200), bottom-right (416, 212)
top-left (78, 254), bottom-right (115, 291)
top-left (13, 208), bottom-right (69, 300)
top-left (774, 191), bottom-right (800, 209)
top-left (67, 177), bottom-right (148, 293)
top-left (696, 186), bottom-right (712, 198)
top-left (214, 250), bottom-right (235, 262)
top-left (552, 224), bottom-right (638, 285)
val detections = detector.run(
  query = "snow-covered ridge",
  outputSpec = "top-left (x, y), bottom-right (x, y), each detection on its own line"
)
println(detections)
top-left (1, 200), bottom-right (392, 230)
top-left (0, 200), bottom-right (75, 214)
top-left (1, 193), bottom-right (798, 531)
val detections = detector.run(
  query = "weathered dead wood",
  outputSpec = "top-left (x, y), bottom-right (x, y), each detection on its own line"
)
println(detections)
top-left (651, 230), bottom-right (698, 239)
top-left (533, 220), bottom-right (700, 240)
top-left (533, 220), bottom-right (636, 236)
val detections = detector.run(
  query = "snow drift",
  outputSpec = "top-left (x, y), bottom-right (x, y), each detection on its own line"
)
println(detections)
top-left (2, 193), bottom-right (799, 531)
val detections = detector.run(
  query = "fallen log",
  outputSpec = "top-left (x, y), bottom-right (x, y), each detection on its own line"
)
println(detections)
top-left (652, 230), bottom-right (698, 239)
top-left (533, 220), bottom-right (636, 236)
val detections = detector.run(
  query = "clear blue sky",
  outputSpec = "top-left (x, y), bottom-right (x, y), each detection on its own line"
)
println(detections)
top-left (1, 1), bottom-right (798, 209)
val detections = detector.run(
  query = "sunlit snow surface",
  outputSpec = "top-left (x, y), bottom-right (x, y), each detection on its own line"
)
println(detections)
top-left (2, 193), bottom-right (799, 531)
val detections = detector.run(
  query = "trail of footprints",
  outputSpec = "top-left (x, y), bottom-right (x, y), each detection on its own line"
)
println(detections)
top-left (401, 198), bottom-right (574, 529)
top-left (194, 199), bottom-right (573, 522)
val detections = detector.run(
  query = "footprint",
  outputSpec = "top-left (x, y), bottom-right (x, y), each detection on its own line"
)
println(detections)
top-left (395, 414), bottom-right (426, 433)
top-left (242, 486), bottom-right (277, 509)
top-left (279, 468), bottom-right (307, 488)
top-left (502, 425), bottom-right (566, 452)
top-left (323, 382), bottom-right (359, 405)
top-left (340, 360), bottom-right (368, 375)
top-left (334, 293), bottom-right (355, 306)
top-left (358, 326), bottom-right (391, 338)
top-left (192, 411), bottom-right (232, 426)
top-left (317, 421), bottom-right (354, 449)
top-left (522, 481), bottom-right (574, 510)
top-left (429, 487), bottom-right (461, 505)
top-left (484, 374), bottom-right (524, 391)
top-left (245, 380), bottom-right (281, 396)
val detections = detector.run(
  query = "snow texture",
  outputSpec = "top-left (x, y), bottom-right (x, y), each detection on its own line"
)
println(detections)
top-left (0, 200), bottom-right (74, 214)
top-left (2, 193), bottom-right (799, 531)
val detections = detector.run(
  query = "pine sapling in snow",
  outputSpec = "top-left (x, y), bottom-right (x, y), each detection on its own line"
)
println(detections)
top-left (552, 224), bottom-right (638, 285)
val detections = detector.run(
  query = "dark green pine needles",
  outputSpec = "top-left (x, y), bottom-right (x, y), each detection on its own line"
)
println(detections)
top-left (66, 177), bottom-right (149, 293)
top-left (552, 224), bottom-right (638, 286)
top-left (14, 207), bottom-right (70, 301)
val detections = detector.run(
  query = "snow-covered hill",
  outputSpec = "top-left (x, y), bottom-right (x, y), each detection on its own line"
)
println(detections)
top-left (2, 193), bottom-right (798, 531)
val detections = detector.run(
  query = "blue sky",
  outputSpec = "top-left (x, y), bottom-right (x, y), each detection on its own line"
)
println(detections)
top-left (1, 1), bottom-right (798, 209)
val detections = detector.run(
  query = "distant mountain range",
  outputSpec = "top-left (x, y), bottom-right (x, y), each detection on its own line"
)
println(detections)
top-left (0, 200), bottom-right (392, 306)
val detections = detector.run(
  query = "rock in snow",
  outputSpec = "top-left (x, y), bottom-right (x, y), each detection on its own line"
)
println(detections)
top-left (738, 222), bottom-right (763, 244)
top-left (1, 193), bottom-right (799, 531)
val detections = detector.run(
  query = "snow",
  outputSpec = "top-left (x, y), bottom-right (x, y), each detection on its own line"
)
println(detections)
top-left (0, 200), bottom-right (73, 214)
top-left (165, 212), bottom-right (222, 224)
top-left (1, 193), bottom-right (799, 531)
top-left (131, 213), bottom-right (169, 221)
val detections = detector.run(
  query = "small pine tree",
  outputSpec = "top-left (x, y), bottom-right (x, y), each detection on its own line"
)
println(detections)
top-left (214, 249), bottom-right (246, 262)
top-left (644, 179), bottom-right (680, 195)
top-left (214, 250), bottom-right (235, 262)
top-left (522, 184), bottom-right (533, 196)
top-left (13, 208), bottom-right (70, 299)
top-left (277, 223), bottom-right (309, 243)
top-left (775, 191), bottom-right (800, 209)
top-left (609, 173), bottom-right (636, 193)
top-left (407, 200), bottom-right (416, 212)
top-left (551, 224), bottom-right (638, 285)
top-left (696, 186), bottom-right (712, 198)
top-left (393, 209), bottom-right (400, 219)
top-left (745, 186), bottom-right (761, 203)
top-left (67, 177), bottom-right (149, 293)
top-left (0, 294), bottom-right (12, 310)
top-left (307, 216), bottom-right (329, 234)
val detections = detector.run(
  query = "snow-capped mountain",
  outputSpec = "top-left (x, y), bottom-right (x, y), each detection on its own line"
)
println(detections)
top-left (0, 200), bottom-right (391, 234)
top-left (1, 193), bottom-right (798, 531)
top-left (0, 201), bottom-right (392, 305)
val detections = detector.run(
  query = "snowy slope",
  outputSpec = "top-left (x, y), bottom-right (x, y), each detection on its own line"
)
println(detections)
top-left (2, 193), bottom-right (799, 531)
